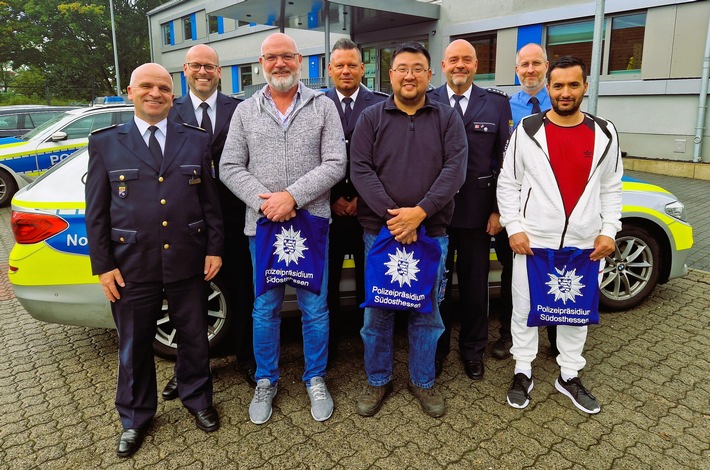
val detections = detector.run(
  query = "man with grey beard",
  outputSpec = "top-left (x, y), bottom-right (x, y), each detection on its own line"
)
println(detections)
top-left (219, 32), bottom-right (346, 425)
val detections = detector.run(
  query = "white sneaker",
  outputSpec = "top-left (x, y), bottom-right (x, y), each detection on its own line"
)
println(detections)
top-left (306, 377), bottom-right (333, 422)
top-left (249, 379), bottom-right (277, 424)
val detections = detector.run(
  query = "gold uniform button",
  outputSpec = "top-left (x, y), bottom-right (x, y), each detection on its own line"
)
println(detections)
top-left (163, 244), bottom-right (170, 249)
top-left (160, 199), bottom-right (166, 205)
top-left (119, 175), bottom-right (125, 181)
top-left (159, 176), bottom-right (164, 182)
top-left (119, 237), bottom-right (125, 242)
top-left (162, 221), bottom-right (168, 227)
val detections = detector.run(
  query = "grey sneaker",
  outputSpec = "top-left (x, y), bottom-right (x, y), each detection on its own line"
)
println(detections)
top-left (249, 379), bottom-right (277, 424)
top-left (356, 382), bottom-right (394, 417)
top-left (407, 382), bottom-right (445, 418)
top-left (306, 377), bottom-right (333, 422)
top-left (506, 373), bottom-right (534, 409)
top-left (555, 375), bottom-right (601, 414)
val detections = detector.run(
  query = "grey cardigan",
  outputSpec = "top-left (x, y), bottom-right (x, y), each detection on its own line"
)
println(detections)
top-left (219, 84), bottom-right (346, 236)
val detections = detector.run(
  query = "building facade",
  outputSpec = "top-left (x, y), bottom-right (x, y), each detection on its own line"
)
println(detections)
top-left (148, 0), bottom-right (710, 165)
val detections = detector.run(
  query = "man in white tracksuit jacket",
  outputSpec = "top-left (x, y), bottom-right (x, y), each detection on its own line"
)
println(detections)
top-left (497, 56), bottom-right (623, 414)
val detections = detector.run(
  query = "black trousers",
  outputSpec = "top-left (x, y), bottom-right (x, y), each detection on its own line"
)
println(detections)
top-left (223, 232), bottom-right (255, 369)
top-left (437, 227), bottom-right (491, 362)
top-left (113, 275), bottom-right (212, 429)
top-left (327, 214), bottom-right (365, 350)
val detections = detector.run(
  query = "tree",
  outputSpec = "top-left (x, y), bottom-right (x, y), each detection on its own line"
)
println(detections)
top-left (3, 0), bottom-right (164, 102)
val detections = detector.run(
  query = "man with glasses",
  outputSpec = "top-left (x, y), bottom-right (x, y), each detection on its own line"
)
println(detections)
top-left (160, 44), bottom-right (257, 402)
top-left (508, 43), bottom-right (559, 358)
top-left (350, 42), bottom-right (466, 418)
top-left (220, 33), bottom-right (346, 425)
top-left (324, 38), bottom-right (387, 364)
top-left (428, 39), bottom-right (513, 380)
top-left (510, 43), bottom-right (551, 127)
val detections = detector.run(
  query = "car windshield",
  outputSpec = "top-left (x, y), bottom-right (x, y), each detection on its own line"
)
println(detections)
top-left (20, 112), bottom-right (70, 140)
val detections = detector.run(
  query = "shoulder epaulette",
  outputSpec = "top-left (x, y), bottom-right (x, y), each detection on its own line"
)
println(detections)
top-left (90, 124), bottom-right (117, 134)
top-left (373, 90), bottom-right (389, 97)
top-left (486, 87), bottom-right (508, 98)
top-left (182, 122), bottom-right (207, 132)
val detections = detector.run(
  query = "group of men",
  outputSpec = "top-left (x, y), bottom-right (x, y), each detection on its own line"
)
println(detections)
top-left (84, 31), bottom-right (622, 458)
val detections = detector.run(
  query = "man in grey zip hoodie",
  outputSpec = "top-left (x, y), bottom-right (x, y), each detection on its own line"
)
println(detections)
top-left (220, 33), bottom-right (346, 425)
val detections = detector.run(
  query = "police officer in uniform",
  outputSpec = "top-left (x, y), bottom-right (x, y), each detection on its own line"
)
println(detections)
top-left (85, 63), bottom-right (224, 457)
top-left (428, 39), bottom-right (513, 380)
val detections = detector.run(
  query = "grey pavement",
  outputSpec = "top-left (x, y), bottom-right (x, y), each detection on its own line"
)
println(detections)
top-left (0, 171), bottom-right (709, 469)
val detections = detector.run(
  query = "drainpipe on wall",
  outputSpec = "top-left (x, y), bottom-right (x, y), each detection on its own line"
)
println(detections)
top-left (693, 13), bottom-right (710, 163)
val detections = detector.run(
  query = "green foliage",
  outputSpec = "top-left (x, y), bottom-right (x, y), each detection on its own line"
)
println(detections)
top-left (2, 0), bottom-right (165, 101)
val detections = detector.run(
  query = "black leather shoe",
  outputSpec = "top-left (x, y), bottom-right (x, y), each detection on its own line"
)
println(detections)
top-left (116, 427), bottom-right (146, 458)
top-left (191, 406), bottom-right (220, 432)
top-left (161, 375), bottom-right (178, 401)
top-left (435, 357), bottom-right (444, 378)
top-left (464, 360), bottom-right (484, 381)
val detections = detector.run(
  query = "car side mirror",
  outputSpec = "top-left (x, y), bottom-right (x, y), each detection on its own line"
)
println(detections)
top-left (49, 131), bottom-right (67, 142)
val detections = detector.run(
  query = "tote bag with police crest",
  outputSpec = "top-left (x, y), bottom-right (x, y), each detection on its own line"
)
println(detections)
top-left (254, 210), bottom-right (329, 297)
top-left (361, 226), bottom-right (441, 313)
top-left (526, 247), bottom-right (601, 327)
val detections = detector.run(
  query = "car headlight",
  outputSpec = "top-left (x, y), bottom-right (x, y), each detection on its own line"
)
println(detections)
top-left (665, 200), bottom-right (686, 222)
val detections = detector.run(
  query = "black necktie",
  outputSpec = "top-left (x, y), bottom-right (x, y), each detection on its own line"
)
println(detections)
top-left (342, 97), bottom-right (353, 126)
top-left (148, 126), bottom-right (162, 167)
top-left (452, 94), bottom-right (465, 118)
top-left (529, 96), bottom-right (541, 114)
top-left (200, 102), bottom-right (213, 139)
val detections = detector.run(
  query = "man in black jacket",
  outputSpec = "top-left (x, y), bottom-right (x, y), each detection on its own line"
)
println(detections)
top-left (162, 45), bottom-right (256, 401)
top-left (325, 38), bottom-right (387, 361)
top-left (428, 39), bottom-right (513, 380)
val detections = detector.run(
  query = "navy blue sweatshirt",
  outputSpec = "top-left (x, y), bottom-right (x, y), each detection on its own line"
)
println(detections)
top-left (350, 95), bottom-right (468, 237)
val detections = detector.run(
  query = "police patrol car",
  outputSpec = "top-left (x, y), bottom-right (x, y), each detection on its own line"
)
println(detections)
top-left (8, 148), bottom-right (694, 359)
top-left (0, 104), bottom-right (134, 206)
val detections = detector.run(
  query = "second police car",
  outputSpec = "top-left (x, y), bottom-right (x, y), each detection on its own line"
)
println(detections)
top-left (0, 104), bottom-right (134, 206)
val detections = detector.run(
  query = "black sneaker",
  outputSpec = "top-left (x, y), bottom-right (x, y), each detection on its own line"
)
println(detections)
top-left (555, 375), bottom-right (600, 414)
top-left (506, 373), bottom-right (533, 409)
top-left (491, 337), bottom-right (513, 360)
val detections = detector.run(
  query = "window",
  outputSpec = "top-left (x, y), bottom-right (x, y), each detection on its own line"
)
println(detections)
top-left (466, 33), bottom-right (496, 81)
top-left (609, 13), bottom-right (645, 73)
top-left (62, 114), bottom-right (114, 140)
top-left (183, 16), bottom-right (193, 41)
top-left (209, 16), bottom-right (218, 34)
top-left (240, 65), bottom-right (252, 89)
top-left (162, 23), bottom-right (173, 46)
top-left (547, 20), bottom-right (598, 70)
top-left (546, 12), bottom-right (646, 76)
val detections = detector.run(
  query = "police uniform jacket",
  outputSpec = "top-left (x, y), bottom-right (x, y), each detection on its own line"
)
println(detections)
top-left (428, 84), bottom-right (512, 229)
top-left (169, 92), bottom-right (244, 236)
top-left (85, 119), bottom-right (224, 284)
top-left (325, 85), bottom-right (388, 203)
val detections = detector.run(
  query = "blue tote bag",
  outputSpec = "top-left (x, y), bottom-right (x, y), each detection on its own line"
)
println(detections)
top-left (361, 226), bottom-right (442, 313)
top-left (254, 210), bottom-right (329, 297)
top-left (526, 247), bottom-right (601, 327)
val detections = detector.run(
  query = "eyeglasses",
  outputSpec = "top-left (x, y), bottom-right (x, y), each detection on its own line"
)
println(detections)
top-left (517, 61), bottom-right (545, 69)
top-left (261, 53), bottom-right (300, 63)
top-left (186, 62), bottom-right (219, 72)
top-left (392, 66), bottom-right (429, 76)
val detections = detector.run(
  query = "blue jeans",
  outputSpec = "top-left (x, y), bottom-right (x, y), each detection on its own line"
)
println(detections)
top-left (249, 236), bottom-right (329, 384)
top-left (360, 231), bottom-right (447, 389)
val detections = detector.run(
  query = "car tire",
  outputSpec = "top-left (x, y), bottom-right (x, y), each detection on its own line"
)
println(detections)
top-left (600, 225), bottom-right (661, 312)
top-left (0, 169), bottom-right (18, 207)
top-left (153, 275), bottom-right (232, 360)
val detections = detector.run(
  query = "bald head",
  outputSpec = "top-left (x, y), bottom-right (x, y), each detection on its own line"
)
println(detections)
top-left (515, 43), bottom-right (549, 95)
top-left (261, 32), bottom-right (299, 55)
top-left (127, 63), bottom-right (174, 124)
top-left (184, 44), bottom-right (221, 100)
top-left (442, 39), bottom-right (478, 93)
